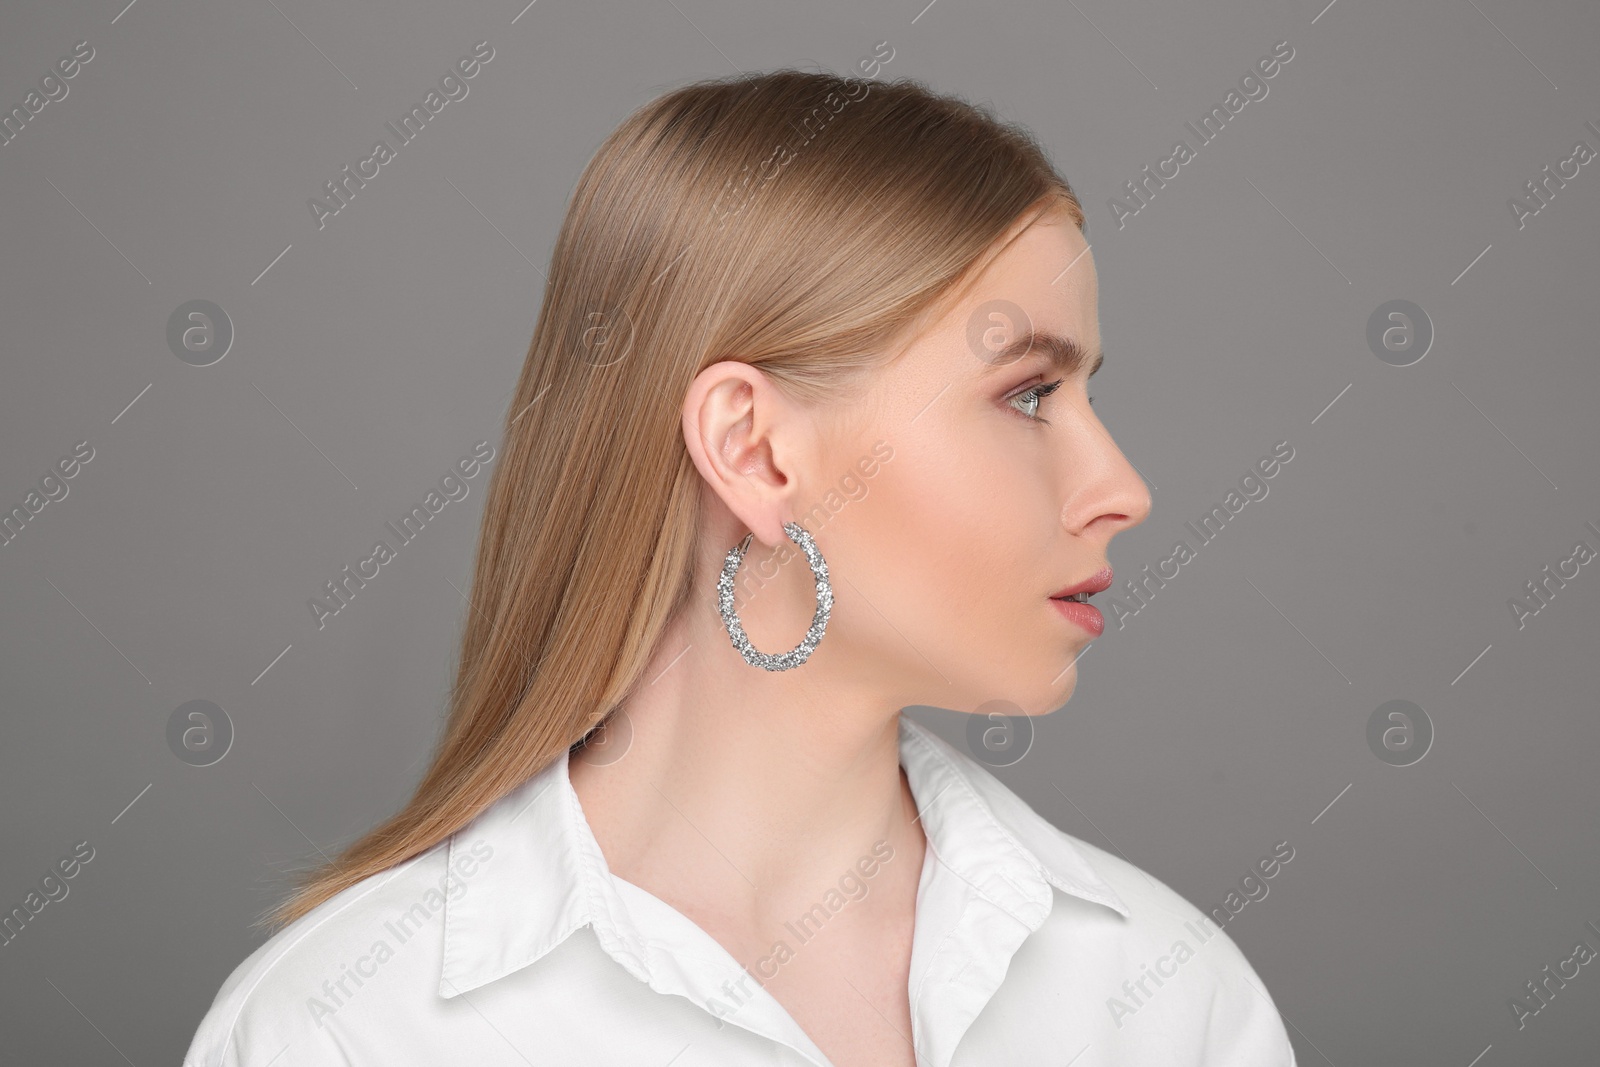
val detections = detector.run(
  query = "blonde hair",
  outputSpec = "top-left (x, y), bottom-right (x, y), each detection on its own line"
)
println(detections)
top-left (270, 68), bottom-right (1085, 927)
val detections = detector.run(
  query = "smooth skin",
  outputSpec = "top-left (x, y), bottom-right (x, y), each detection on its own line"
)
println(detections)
top-left (569, 206), bottom-right (1151, 1067)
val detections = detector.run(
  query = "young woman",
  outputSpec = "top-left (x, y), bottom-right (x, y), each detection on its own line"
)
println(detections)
top-left (186, 69), bottom-right (1297, 1067)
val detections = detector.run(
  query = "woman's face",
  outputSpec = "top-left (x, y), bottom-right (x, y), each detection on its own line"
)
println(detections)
top-left (810, 210), bottom-right (1151, 716)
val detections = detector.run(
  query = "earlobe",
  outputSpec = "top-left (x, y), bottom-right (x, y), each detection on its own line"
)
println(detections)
top-left (682, 361), bottom-right (794, 545)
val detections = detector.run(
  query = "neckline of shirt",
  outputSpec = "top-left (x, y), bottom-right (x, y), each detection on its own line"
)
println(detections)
top-left (436, 712), bottom-right (1130, 1003)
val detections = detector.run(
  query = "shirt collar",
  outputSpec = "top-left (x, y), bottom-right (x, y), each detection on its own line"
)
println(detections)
top-left (895, 714), bottom-right (1131, 925)
top-left (438, 712), bottom-right (1129, 1000)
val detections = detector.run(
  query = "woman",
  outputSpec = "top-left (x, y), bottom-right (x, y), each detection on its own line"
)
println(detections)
top-left (185, 69), bottom-right (1297, 1066)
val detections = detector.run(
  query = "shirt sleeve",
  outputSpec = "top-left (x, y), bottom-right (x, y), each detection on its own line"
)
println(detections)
top-left (1198, 932), bottom-right (1299, 1066)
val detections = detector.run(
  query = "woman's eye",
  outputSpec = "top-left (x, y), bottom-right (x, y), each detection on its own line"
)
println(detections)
top-left (1008, 378), bottom-right (1065, 420)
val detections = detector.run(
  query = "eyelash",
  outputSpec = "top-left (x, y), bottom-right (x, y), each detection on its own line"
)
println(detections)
top-left (1007, 378), bottom-right (1093, 423)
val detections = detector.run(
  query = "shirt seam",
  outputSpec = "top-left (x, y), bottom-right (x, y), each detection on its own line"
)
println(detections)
top-left (907, 884), bottom-right (982, 1053)
top-left (563, 771), bottom-right (650, 980)
top-left (902, 723), bottom-right (1052, 924)
top-left (908, 720), bottom-right (1133, 921)
top-left (440, 832), bottom-right (466, 992)
top-left (611, 894), bottom-right (739, 968)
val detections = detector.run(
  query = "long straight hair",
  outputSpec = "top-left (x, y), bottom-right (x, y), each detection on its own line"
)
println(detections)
top-left (270, 68), bottom-right (1085, 927)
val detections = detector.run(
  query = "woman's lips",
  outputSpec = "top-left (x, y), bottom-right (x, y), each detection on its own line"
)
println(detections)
top-left (1050, 564), bottom-right (1113, 600)
top-left (1050, 565), bottom-right (1112, 636)
top-left (1050, 596), bottom-right (1105, 637)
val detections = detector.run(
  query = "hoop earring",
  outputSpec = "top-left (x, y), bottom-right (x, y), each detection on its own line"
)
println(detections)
top-left (716, 521), bottom-right (832, 671)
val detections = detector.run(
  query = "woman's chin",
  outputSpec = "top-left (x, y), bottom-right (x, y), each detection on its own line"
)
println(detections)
top-left (966, 676), bottom-right (1078, 718)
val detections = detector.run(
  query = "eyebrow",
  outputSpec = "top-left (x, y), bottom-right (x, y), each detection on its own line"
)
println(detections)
top-left (988, 329), bottom-right (1104, 378)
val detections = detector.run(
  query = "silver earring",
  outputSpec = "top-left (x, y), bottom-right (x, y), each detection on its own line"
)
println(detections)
top-left (717, 521), bottom-right (832, 671)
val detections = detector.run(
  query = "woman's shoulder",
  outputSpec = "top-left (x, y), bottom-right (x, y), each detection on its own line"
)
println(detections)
top-left (183, 843), bottom-right (454, 1067)
top-left (1038, 830), bottom-right (1298, 1060)
top-left (930, 734), bottom-right (1295, 1058)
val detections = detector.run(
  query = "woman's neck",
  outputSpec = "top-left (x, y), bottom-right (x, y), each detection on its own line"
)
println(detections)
top-left (567, 601), bottom-right (925, 933)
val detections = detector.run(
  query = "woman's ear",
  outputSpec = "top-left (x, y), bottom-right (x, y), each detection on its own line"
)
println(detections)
top-left (681, 361), bottom-right (801, 547)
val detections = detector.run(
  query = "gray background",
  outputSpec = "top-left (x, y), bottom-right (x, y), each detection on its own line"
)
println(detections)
top-left (1, 0), bottom-right (1596, 1063)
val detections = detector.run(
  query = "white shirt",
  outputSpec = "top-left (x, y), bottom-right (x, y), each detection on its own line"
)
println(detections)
top-left (185, 714), bottom-right (1297, 1066)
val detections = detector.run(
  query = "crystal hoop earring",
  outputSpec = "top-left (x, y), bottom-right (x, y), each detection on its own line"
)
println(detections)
top-left (716, 521), bottom-right (832, 671)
